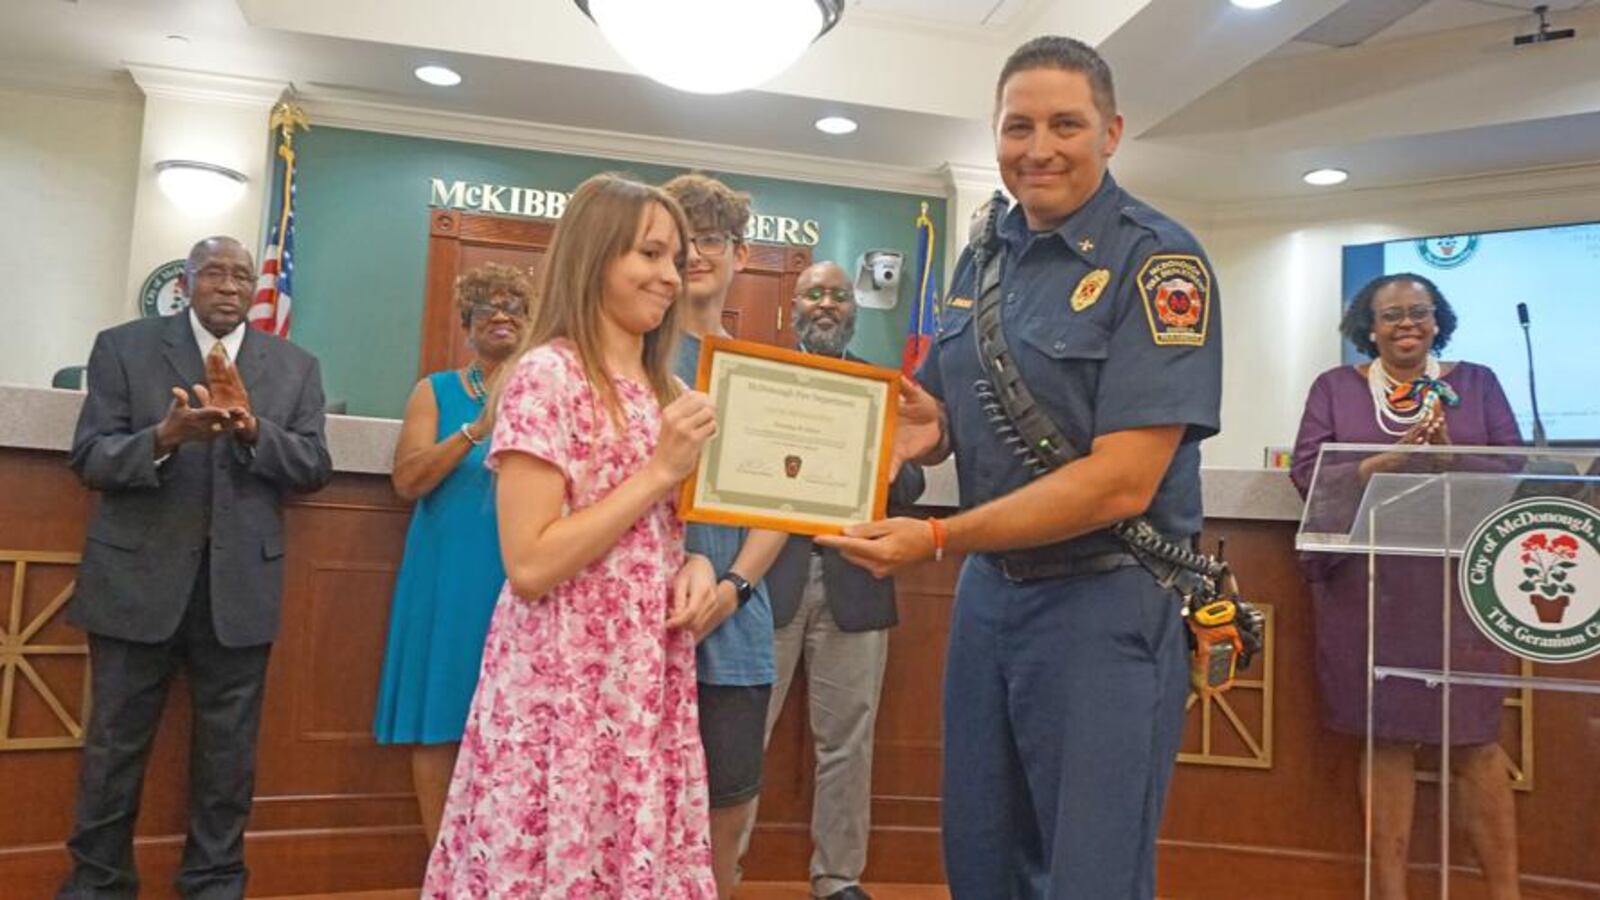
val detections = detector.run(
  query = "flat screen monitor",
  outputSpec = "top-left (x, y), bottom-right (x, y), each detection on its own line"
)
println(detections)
top-left (1343, 222), bottom-right (1600, 443)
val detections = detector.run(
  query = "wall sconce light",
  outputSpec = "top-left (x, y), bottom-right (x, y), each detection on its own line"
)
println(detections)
top-left (154, 160), bottom-right (248, 216)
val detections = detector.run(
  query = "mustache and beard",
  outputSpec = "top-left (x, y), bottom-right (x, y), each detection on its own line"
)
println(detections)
top-left (794, 304), bottom-right (857, 357)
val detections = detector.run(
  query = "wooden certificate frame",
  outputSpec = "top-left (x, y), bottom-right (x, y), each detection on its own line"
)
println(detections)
top-left (680, 336), bottom-right (899, 536)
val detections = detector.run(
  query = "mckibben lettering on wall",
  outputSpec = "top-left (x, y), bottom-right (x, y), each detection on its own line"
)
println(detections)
top-left (430, 177), bottom-right (823, 247)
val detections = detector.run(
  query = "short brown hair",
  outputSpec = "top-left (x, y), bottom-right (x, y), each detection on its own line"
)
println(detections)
top-left (996, 36), bottom-right (1116, 123)
top-left (662, 172), bottom-right (751, 238)
top-left (454, 262), bottom-right (535, 327)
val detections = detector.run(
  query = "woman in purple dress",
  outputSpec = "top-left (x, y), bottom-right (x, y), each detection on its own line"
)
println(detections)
top-left (1291, 273), bottom-right (1523, 900)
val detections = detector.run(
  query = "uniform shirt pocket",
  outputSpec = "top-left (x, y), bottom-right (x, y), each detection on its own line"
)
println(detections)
top-left (1017, 319), bottom-right (1110, 362)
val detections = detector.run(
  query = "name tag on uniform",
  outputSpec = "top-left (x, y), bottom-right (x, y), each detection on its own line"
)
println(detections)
top-left (946, 296), bottom-right (973, 310)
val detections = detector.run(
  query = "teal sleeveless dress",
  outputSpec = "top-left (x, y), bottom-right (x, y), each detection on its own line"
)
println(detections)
top-left (374, 370), bottom-right (505, 744)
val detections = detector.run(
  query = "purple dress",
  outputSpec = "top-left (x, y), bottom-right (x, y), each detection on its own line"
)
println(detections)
top-left (1290, 362), bottom-right (1522, 744)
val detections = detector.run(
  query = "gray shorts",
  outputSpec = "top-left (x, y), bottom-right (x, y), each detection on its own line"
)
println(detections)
top-left (697, 682), bottom-right (771, 808)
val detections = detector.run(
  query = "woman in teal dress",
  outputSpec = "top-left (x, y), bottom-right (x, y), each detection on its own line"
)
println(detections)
top-left (374, 263), bottom-right (531, 846)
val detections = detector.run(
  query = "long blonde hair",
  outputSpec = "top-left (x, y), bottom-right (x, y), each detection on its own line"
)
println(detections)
top-left (498, 173), bottom-right (689, 423)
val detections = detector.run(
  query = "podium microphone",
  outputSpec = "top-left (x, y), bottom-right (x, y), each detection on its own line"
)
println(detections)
top-left (1517, 302), bottom-right (1548, 447)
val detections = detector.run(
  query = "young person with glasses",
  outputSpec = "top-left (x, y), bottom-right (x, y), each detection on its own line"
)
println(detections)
top-left (662, 172), bottom-right (788, 899)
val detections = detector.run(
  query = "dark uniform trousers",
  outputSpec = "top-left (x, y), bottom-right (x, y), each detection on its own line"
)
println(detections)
top-left (941, 558), bottom-right (1189, 899)
top-left (58, 548), bottom-right (271, 900)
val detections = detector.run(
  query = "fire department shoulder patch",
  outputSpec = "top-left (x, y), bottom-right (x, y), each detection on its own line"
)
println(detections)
top-left (1137, 254), bottom-right (1211, 347)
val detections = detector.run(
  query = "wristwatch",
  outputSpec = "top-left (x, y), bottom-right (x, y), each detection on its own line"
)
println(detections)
top-left (720, 571), bottom-right (754, 607)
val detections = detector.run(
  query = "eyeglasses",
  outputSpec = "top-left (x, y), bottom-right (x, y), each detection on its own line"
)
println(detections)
top-left (796, 286), bottom-right (855, 305)
top-left (194, 266), bottom-right (255, 286)
top-left (468, 300), bottom-right (528, 321)
top-left (689, 231), bottom-right (739, 258)
top-left (1376, 304), bottom-right (1436, 326)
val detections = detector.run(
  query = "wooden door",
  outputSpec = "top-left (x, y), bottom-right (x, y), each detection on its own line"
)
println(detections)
top-left (420, 210), bottom-right (553, 377)
top-left (420, 210), bottom-right (808, 377)
top-left (721, 243), bottom-right (810, 346)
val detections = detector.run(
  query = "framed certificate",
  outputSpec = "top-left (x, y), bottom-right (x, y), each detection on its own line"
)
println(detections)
top-left (681, 336), bottom-right (899, 536)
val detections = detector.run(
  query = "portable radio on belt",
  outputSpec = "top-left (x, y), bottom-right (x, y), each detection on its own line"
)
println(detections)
top-left (1189, 598), bottom-right (1244, 695)
top-left (963, 191), bottom-right (1265, 694)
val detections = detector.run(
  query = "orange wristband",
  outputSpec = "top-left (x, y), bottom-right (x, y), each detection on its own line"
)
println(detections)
top-left (928, 517), bottom-right (946, 562)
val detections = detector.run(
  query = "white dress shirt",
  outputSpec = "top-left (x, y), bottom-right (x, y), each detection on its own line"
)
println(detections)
top-left (189, 308), bottom-right (246, 363)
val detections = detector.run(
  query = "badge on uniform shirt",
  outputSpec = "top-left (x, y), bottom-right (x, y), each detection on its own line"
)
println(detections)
top-left (1137, 254), bottom-right (1212, 347)
top-left (946, 296), bottom-right (973, 310)
top-left (1069, 269), bottom-right (1110, 312)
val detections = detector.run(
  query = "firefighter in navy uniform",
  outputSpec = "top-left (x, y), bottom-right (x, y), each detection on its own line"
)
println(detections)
top-left (818, 36), bottom-right (1223, 899)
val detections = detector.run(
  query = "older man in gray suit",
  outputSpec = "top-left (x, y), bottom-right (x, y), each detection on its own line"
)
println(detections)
top-left (744, 262), bottom-right (924, 900)
top-left (59, 235), bottom-right (332, 899)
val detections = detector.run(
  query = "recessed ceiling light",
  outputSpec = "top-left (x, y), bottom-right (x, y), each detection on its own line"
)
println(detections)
top-left (414, 65), bottom-right (462, 87)
top-left (1303, 167), bottom-right (1349, 186)
top-left (1230, 0), bottom-right (1282, 8)
top-left (815, 116), bottom-right (858, 135)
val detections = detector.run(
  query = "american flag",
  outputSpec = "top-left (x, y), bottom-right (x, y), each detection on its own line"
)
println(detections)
top-left (249, 103), bottom-right (307, 337)
top-left (900, 202), bottom-right (939, 377)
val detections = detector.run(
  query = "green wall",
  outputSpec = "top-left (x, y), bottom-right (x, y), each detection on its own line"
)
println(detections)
top-left (290, 126), bottom-right (946, 418)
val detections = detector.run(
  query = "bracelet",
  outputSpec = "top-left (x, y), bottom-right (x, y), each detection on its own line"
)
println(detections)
top-left (928, 517), bottom-right (947, 562)
top-left (459, 422), bottom-right (484, 446)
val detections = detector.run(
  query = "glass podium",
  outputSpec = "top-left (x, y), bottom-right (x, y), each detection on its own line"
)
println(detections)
top-left (1296, 443), bottom-right (1600, 899)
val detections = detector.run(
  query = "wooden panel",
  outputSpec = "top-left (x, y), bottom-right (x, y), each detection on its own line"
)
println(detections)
top-left (419, 210), bottom-right (808, 377)
top-left (743, 552), bottom-right (961, 882)
top-left (743, 519), bottom-right (1600, 896)
top-left (0, 450), bottom-right (428, 898)
top-left (4, 443), bottom-right (1593, 897)
top-left (723, 244), bottom-right (809, 347)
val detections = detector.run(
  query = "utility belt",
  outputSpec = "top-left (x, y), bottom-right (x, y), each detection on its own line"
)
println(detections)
top-left (963, 192), bottom-right (1262, 695)
top-left (990, 529), bottom-right (1213, 590)
top-left (988, 547), bottom-right (1139, 584)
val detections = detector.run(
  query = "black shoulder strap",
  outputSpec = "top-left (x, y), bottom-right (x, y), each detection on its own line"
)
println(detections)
top-left (969, 193), bottom-right (1079, 473)
top-left (964, 195), bottom-right (1227, 595)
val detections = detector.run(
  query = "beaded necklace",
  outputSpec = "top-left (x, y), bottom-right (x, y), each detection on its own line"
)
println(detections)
top-left (465, 361), bottom-right (488, 404)
top-left (1367, 356), bottom-right (1459, 436)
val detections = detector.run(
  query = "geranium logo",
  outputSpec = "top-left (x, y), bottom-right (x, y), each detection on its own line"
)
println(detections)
top-left (1416, 234), bottom-right (1479, 269)
top-left (1460, 498), bottom-right (1600, 663)
top-left (1517, 532), bottom-right (1580, 623)
top-left (1465, 493), bottom-right (1600, 662)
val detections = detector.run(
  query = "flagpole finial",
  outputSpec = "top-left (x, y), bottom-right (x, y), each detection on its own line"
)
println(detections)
top-left (269, 100), bottom-right (310, 146)
top-left (920, 201), bottom-right (929, 216)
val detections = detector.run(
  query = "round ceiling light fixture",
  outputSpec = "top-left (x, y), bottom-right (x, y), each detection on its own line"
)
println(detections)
top-left (814, 115), bottom-right (857, 135)
top-left (154, 160), bottom-right (247, 216)
top-left (414, 65), bottom-right (463, 87)
top-left (1303, 167), bottom-right (1350, 187)
top-left (575, 0), bottom-right (844, 94)
top-left (1229, 0), bottom-right (1283, 8)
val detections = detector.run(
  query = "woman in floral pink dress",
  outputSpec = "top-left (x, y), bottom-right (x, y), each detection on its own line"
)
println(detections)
top-left (423, 174), bottom-right (726, 898)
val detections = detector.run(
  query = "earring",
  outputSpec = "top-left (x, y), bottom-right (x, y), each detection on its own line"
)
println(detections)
top-left (1369, 333), bottom-right (1377, 343)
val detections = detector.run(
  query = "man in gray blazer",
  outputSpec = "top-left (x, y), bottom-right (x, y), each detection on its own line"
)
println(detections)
top-left (59, 236), bottom-right (332, 899)
top-left (753, 262), bottom-right (924, 900)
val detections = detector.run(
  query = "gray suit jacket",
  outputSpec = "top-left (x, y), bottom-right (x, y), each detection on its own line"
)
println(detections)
top-left (68, 313), bottom-right (333, 647)
top-left (766, 349), bottom-right (926, 632)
